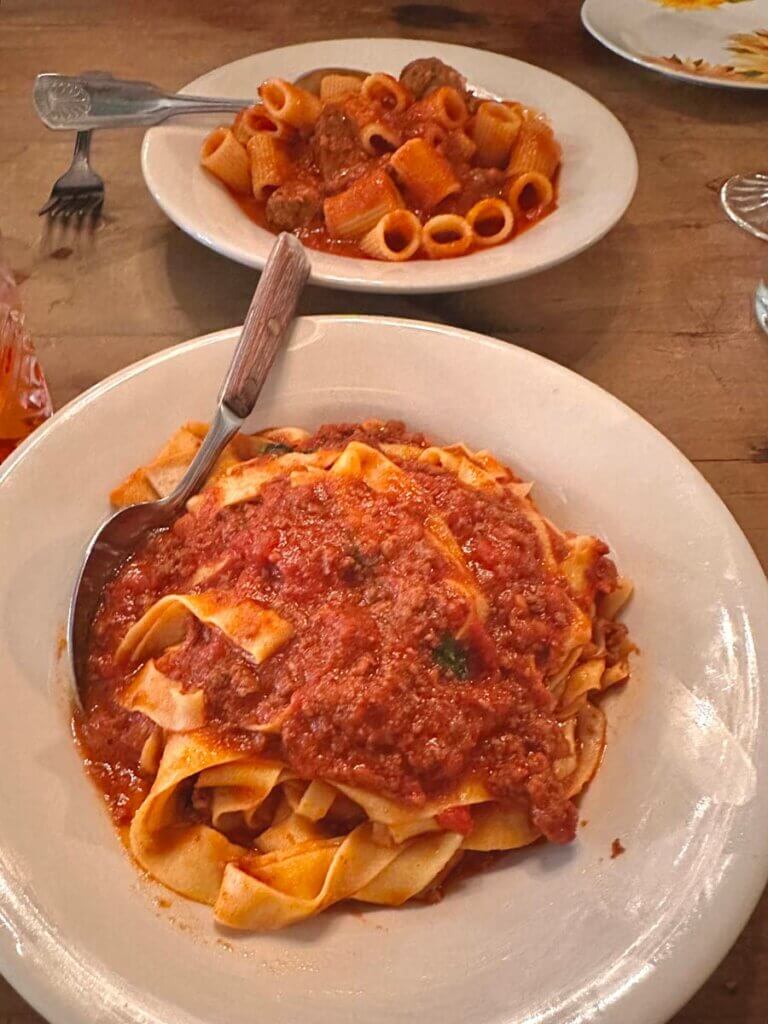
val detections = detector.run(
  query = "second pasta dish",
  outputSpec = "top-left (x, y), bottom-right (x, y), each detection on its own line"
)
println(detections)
top-left (200, 58), bottom-right (562, 261)
top-left (78, 419), bottom-right (634, 932)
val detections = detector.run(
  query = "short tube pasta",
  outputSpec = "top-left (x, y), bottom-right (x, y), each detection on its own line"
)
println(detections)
top-left (389, 138), bottom-right (460, 210)
top-left (473, 102), bottom-right (522, 168)
top-left (320, 73), bottom-right (363, 103)
top-left (360, 210), bottom-right (422, 261)
top-left (421, 213), bottom-right (473, 259)
top-left (259, 78), bottom-right (322, 130)
top-left (507, 171), bottom-right (554, 220)
top-left (247, 133), bottom-right (290, 201)
top-left (508, 117), bottom-right (561, 179)
top-left (466, 198), bottom-right (514, 247)
top-left (360, 122), bottom-right (402, 156)
top-left (412, 86), bottom-right (468, 130)
top-left (361, 73), bottom-right (410, 113)
top-left (201, 127), bottom-right (252, 195)
top-left (233, 105), bottom-right (286, 145)
top-left (323, 169), bottom-right (405, 239)
top-left (440, 129), bottom-right (477, 165)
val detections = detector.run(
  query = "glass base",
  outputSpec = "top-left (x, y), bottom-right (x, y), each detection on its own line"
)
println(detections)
top-left (757, 281), bottom-right (768, 336)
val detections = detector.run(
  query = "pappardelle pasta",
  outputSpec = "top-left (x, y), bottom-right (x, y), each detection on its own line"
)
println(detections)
top-left (200, 58), bottom-right (562, 261)
top-left (78, 419), bottom-right (634, 933)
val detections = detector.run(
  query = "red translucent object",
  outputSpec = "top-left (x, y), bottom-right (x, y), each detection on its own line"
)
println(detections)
top-left (0, 264), bottom-right (52, 463)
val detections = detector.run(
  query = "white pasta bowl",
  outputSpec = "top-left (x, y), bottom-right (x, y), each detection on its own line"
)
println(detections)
top-left (141, 38), bottom-right (638, 293)
top-left (0, 315), bottom-right (767, 1024)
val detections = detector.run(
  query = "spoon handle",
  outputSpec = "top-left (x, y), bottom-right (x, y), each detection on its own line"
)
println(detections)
top-left (164, 233), bottom-right (310, 511)
top-left (220, 233), bottom-right (310, 419)
top-left (33, 73), bottom-right (249, 130)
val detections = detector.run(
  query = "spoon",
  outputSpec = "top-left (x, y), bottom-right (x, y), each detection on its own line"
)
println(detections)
top-left (33, 68), bottom-right (367, 131)
top-left (67, 232), bottom-right (310, 703)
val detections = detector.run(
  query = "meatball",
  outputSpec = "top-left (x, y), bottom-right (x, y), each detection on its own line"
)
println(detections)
top-left (265, 181), bottom-right (322, 232)
top-left (399, 57), bottom-right (468, 100)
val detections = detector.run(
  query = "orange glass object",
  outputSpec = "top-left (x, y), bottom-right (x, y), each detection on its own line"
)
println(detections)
top-left (0, 264), bottom-right (52, 463)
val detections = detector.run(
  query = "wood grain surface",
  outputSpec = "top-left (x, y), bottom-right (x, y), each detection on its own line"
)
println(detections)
top-left (1, 1), bottom-right (767, 1021)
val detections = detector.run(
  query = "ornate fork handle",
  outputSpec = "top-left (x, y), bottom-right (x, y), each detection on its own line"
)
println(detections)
top-left (34, 73), bottom-right (249, 130)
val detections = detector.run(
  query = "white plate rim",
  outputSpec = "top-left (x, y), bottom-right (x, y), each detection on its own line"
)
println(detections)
top-left (140, 38), bottom-right (639, 293)
top-left (0, 315), bottom-right (767, 1024)
top-left (581, 0), bottom-right (768, 90)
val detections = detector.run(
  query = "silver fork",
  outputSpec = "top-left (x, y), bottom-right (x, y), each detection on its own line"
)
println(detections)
top-left (38, 130), bottom-right (104, 219)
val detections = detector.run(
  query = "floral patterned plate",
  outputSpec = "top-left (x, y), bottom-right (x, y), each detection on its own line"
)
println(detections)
top-left (582, 0), bottom-right (768, 88)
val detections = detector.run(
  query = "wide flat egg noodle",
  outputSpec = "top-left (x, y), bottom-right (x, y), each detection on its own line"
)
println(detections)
top-left (129, 729), bottom-right (548, 928)
top-left (209, 450), bottom-right (338, 510)
top-left (120, 660), bottom-right (206, 731)
top-left (129, 732), bottom-right (249, 904)
top-left (215, 825), bottom-right (469, 930)
top-left (106, 428), bottom-right (635, 931)
top-left (116, 591), bottom-right (294, 666)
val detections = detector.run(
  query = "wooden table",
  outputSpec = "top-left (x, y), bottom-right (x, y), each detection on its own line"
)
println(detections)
top-left (2, 1), bottom-right (767, 1020)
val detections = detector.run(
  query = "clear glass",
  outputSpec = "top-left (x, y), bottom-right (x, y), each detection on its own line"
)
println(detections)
top-left (0, 264), bottom-right (52, 463)
top-left (757, 280), bottom-right (768, 337)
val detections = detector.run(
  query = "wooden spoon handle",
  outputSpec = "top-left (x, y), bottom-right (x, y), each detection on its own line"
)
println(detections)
top-left (220, 232), bottom-right (310, 419)
top-left (165, 233), bottom-right (309, 511)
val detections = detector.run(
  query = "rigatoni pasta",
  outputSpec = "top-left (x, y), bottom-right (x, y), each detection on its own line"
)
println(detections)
top-left (259, 79), bottom-right (322, 130)
top-left (473, 102), bottom-right (522, 168)
top-left (508, 116), bottom-right (562, 178)
top-left (389, 138), bottom-right (460, 210)
top-left (466, 198), bottom-right (515, 246)
top-left (441, 128), bottom-right (477, 165)
top-left (319, 73), bottom-right (363, 103)
top-left (200, 56), bottom-right (562, 262)
top-left (201, 128), bottom-right (251, 195)
top-left (360, 122), bottom-right (402, 156)
top-left (412, 86), bottom-right (468, 130)
top-left (247, 133), bottom-right (290, 201)
top-left (361, 73), bottom-right (410, 113)
top-left (360, 209), bottom-right (422, 260)
top-left (323, 169), bottom-right (404, 239)
top-left (233, 105), bottom-right (286, 145)
top-left (422, 213), bottom-right (473, 259)
top-left (507, 171), bottom-right (555, 220)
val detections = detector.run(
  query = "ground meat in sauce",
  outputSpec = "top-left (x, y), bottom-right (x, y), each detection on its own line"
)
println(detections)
top-left (399, 57), bottom-right (468, 100)
top-left (311, 104), bottom-right (369, 192)
top-left (296, 419), bottom-right (430, 452)
top-left (265, 181), bottom-right (323, 232)
top-left (81, 421), bottom-right (616, 844)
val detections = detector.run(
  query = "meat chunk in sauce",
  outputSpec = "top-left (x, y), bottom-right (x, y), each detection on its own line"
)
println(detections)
top-left (441, 168), bottom-right (505, 216)
top-left (265, 181), bottom-right (322, 232)
top-left (311, 104), bottom-right (369, 192)
top-left (399, 57), bottom-right (468, 100)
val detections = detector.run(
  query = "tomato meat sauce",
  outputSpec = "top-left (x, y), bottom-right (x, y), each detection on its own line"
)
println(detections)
top-left (80, 422), bottom-right (599, 842)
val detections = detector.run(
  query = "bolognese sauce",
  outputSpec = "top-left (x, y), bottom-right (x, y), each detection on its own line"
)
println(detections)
top-left (79, 421), bottom-right (619, 845)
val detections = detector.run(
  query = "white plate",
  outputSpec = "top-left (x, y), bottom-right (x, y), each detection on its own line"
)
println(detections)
top-left (583, 0), bottom-right (768, 89)
top-left (1, 316), bottom-right (767, 1024)
top-left (141, 39), bottom-right (638, 293)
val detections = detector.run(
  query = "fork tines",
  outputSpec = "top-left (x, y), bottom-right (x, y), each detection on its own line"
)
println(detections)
top-left (39, 189), bottom-right (104, 219)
